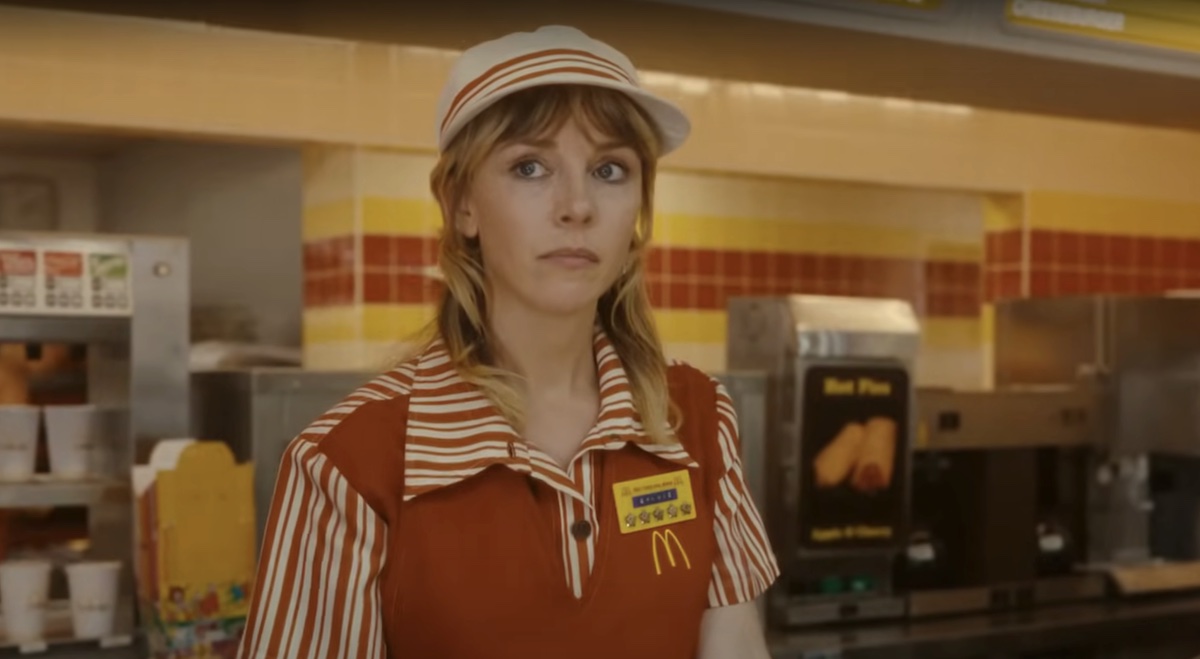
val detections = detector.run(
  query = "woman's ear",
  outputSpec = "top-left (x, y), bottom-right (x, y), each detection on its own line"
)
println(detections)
top-left (456, 205), bottom-right (480, 238)
top-left (439, 195), bottom-right (479, 240)
top-left (455, 198), bottom-right (480, 239)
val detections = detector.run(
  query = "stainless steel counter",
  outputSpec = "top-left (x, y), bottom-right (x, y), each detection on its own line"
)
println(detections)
top-left (768, 596), bottom-right (1200, 659)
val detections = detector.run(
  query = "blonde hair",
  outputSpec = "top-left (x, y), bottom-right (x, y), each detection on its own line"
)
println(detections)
top-left (424, 84), bottom-right (676, 444)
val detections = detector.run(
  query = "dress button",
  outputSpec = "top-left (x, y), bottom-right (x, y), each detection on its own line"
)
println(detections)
top-left (570, 520), bottom-right (592, 540)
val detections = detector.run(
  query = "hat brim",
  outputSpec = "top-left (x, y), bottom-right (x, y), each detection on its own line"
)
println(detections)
top-left (439, 74), bottom-right (692, 156)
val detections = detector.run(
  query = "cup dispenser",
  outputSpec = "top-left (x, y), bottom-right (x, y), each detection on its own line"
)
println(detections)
top-left (0, 232), bottom-right (189, 652)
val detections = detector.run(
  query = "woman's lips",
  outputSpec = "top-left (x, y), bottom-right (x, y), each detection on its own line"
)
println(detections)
top-left (540, 248), bottom-right (600, 268)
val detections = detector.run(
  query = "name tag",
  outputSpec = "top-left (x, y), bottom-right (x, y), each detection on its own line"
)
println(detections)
top-left (613, 469), bottom-right (697, 535)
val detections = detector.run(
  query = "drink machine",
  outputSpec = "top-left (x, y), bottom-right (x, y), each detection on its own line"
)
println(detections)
top-left (0, 231), bottom-right (189, 652)
top-left (727, 295), bottom-right (919, 627)
top-left (995, 295), bottom-right (1200, 595)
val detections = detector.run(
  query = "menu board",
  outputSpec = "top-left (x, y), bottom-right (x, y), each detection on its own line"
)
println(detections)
top-left (88, 252), bottom-right (131, 312)
top-left (799, 364), bottom-right (909, 551)
top-left (0, 247), bottom-right (37, 310)
top-left (1005, 0), bottom-right (1200, 58)
top-left (0, 238), bottom-right (133, 317)
top-left (864, 0), bottom-right (945, 9)
top-left (782, 0), bottom-right (951, 15)
top-left (44, 250), bottom-right (86, 311)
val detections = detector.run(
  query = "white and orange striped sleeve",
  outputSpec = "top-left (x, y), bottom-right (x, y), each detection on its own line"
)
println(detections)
top-left (239, 437), bottom-right (388, 659)
top-left (707, 381), bottom-right (781, 608)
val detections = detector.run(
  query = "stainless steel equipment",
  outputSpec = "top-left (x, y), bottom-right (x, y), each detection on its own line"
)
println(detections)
top-left (901, 387), bottom-right (1106, 618)
top-left (995, 295), bottom-right (1200, 594)
top-left (727, 295), bottom-right (920, 627)
top-left (190, 368), bottom-right (371, 549)
top-left (0, 231), bottom-right (189, 655)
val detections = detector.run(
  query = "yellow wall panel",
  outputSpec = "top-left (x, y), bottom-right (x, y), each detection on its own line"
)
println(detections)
top-left (654, 310), bottom-right (981, 355)
top-left (4, 6), bottom-right (1200, 209)
top-left (921, 317), bottom-right (984, 352)
top-left (655, 309), bottom-right (726, 345)
top-left (360, 198), bottom-right (441, 236)
top-left (362, 304), bottom-right (437, 342)
top-left (979, 304), bottom-right (996, 345)
top-left (303, 200), bottom-right (357, 241)
top-left (983, 194), bottom-right (1024, 232)
top-left (655, 214), bottom-right (981, 261)
top-left (303, 306), bottom-right (360, 343)
top-left (925, 241), bottom-right (984, 262)
top-left (1028, 191), bottom-right (1200, 237)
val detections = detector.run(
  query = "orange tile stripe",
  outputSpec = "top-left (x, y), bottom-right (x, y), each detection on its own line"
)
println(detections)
top-left (304, 235), bottom-right (984, 317)
top-left (986, 228), bottom-right (1200, 300)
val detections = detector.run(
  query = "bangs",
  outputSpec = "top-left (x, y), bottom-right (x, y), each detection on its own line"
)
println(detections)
top-left (463, 85), bottom-right (662, 160)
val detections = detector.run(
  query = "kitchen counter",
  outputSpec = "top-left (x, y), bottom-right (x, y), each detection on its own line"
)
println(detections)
top-left (768, 595), bottom-right (1200, 659)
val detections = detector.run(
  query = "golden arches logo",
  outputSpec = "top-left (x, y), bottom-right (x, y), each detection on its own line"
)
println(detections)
top-left (651, 529), bottom-right (691, 576)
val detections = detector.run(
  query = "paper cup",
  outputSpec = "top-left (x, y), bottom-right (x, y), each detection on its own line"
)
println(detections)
top-left (0, 406), bottom-right (40, 481)
top-left (43, 405), bottom-right (101, 479)
top-left (65, 561), bottom-right (121, 639)
top-left (0, 560), bottom-right (51, 642)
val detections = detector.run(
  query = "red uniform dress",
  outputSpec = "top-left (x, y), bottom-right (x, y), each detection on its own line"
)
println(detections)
top-left (239, 331), bottom-right (780, 658)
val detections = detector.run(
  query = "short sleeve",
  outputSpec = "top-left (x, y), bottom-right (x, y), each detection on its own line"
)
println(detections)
top-left (707, 381), bottom-right (781, 608)
top-left (239, 438), bottom-right (388, 659)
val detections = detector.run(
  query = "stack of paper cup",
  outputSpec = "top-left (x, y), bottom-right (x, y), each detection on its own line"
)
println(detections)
top-left (0, 560), bottom-right (51, 643)
top-left (0, 406), bottom-right (40, 481)
top-left (65, 561), bottom-right (121, 640)
top-left (43, 405), bottom-right (100, 480)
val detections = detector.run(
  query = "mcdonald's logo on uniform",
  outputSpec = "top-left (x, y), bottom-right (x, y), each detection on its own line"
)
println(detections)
top-left (651, 529), bottom-right (691, 576)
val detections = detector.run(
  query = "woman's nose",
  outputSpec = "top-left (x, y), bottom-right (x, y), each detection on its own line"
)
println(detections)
top-left (555, 171), bottom-right (594, 225)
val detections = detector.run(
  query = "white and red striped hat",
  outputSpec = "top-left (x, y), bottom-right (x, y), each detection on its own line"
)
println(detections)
top-left (435, 25), bottom-right (691, 155)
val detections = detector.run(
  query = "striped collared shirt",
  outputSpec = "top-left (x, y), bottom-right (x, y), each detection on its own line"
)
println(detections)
top-left (240, 331), bottom-right (779, 658)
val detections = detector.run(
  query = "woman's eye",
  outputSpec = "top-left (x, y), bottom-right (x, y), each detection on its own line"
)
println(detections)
top-left (514, 160), bottom-right (546, 178)
top-left (595, 162), bottom-right (628, 182)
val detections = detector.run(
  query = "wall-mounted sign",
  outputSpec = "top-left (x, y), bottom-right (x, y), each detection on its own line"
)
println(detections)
top-left (89, 253), bottom-right (131, 313)
top-left (774, 0), bottom-right (953, 18)
top-left (43, 250), bottom-right (85, 311)
top-left (1005, 0), bottom-right (1200, 58)
top-left (0, 246), bottom-right (37, 310)
top-left (799, 364), bottom-right (909, 551)
top-left (0, 235), bottom-right (134, 318)
top-left (862, 0), bottom-right (945, 9)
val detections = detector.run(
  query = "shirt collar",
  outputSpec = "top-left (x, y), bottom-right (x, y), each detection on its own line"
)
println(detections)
top-left (401, 329), bottom-right (698, 502)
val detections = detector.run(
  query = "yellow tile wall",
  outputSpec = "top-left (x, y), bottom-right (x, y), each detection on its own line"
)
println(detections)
top-left (302, 149), bottom-right (990, 387)
top-left (2, 6), bottom-right (1195, 389)
top-left (1027, 191), bottom-right (1200, 237)
top-left (3, 6), bottom-right (1200, 205)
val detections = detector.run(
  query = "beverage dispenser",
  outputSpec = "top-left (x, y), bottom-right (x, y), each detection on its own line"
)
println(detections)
top-left (995, 295), bottom-right (1200, 596)
top-left (0, 232), bottom-right (189, 651)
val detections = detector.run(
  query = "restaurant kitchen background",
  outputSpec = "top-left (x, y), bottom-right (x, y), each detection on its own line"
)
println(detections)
top-left (1, 0), bottom-right (1200, 657)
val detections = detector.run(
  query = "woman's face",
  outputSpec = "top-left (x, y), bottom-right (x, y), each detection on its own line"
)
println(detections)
top-left (458, 117), bottom-right (642, 319)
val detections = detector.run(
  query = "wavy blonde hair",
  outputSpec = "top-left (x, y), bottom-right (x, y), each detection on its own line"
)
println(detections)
top-left (424, 84), bottom-right (676, 444)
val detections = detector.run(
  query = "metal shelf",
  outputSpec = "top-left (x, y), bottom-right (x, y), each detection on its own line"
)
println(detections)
top-left (0, 479), bottom-right (130, 509)
top-left (0, 315), bottom-right (128, 343)
top-left (0, 599), bottom-right (136, 657)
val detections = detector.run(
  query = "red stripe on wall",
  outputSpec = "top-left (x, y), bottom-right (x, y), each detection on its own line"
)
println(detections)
top-left (306, 234), bottom-right (993, 315)
top-left (303, 236), bottom-right (356, 307)
top-left (984, 229), bottom-right (1200, 302)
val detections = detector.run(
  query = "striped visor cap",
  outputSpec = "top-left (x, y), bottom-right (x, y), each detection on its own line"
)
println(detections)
top-left (435, 25), bottom-right (691, 155)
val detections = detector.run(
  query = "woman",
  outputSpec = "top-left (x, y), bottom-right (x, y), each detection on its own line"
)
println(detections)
top-left (238, 25), bottom-right (779, 659)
